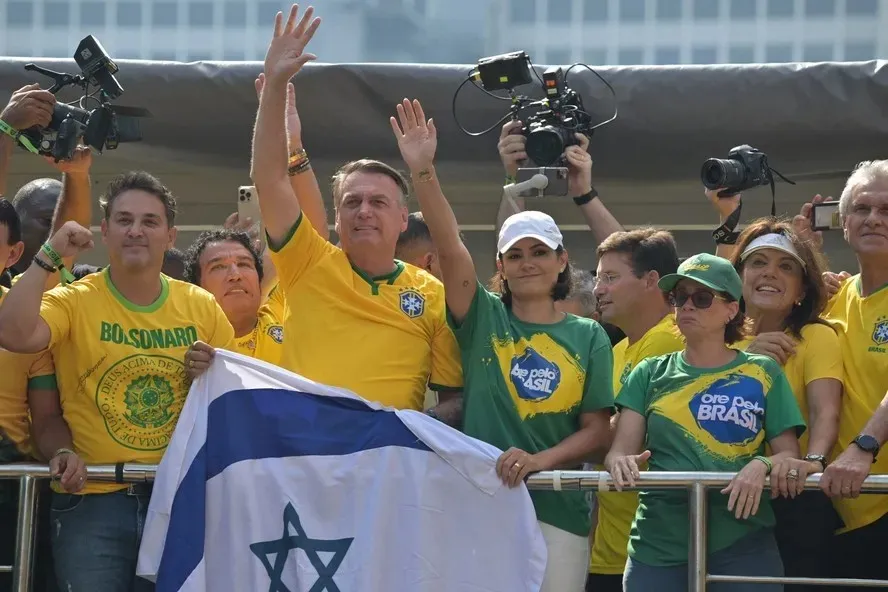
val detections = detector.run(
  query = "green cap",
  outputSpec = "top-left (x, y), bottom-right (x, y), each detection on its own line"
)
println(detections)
top-left (658, 253), bottom-right (743, 301)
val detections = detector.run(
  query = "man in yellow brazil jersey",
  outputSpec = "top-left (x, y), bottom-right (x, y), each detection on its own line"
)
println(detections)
top-left (187, 5), bottom-right (463, 423)
top-left (0, 171), bottom-right (235, 592)
top-left (585, 228), bottom-right (684, 591)
top-left (792, 160), bottom-right (888, 589)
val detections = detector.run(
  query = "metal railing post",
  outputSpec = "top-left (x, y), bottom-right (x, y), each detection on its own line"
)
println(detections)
top-left (688, 482), bottom-right (708, 592)
top-left (12, 476), bottom-right (38, 592)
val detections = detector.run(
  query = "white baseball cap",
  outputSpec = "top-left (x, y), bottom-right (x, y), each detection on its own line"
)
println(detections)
top-left (497, 211), bottom-right (564, 254)
top-left (739, 233), bottom-right (807, 270)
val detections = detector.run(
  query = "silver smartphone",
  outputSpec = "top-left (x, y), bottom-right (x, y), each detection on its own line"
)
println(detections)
top-left (238, 186), bottom-right (266, 249)
top-left (515, 167), bottom-right (570, 198)
top-left (811, 201), bottom-right (842, 231)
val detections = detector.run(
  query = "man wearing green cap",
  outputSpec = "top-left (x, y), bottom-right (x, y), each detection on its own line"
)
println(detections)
top-left (603, 252), bottom-right (807, 591)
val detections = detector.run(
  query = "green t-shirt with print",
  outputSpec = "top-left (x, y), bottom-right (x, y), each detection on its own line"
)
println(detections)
top-left (616, 350), bottom-right (805, 566)
top-left (449, 283), bottom-right (615, 536)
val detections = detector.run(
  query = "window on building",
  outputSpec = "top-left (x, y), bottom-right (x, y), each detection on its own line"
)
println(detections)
top-left (805, 0), bottom-right (835, 17)
top-left (153, 2), bottom-right (178, 26)
top-left (765, 44), bottom-right (794, 62)
top-left (654, 46), bottom-right (681, 64)
top-left (510, 0), bottom-right (537, 22)
top-left (256, 2), bottom-right (283, 25)
top-left (730, 0), bottom-right (758, 18)
top-left (767, 0), bottom-right (795, 16)
top-left (80, 2), bottom-right (106, 26)
top-left (846, 0), bottom-right (878, 15)
top-left (6, 44), bottom-right (33, 57)
top-left (187, 52), bottom-right (213, 62)
top-left (223, 49), bottom-right (246, 61)
top-left (844, 41), bottom-right (877, 61)
top-left (547, 48), bottom-right (572, 64)
top-left (620, 0), bottom-right (646, 21)
top-left (691, 46), bottom-right (718, 64)
top-left (617, 48), bottom-right (644, 65)
top-left (42, 47), bottom-right (68, 58)
top-left (118, 2), bottom-right (143, 27)
top-left (117, 49), bottom-right (142, 59)
top-left (548, 0), bottom-right (572, 23)
top-left (189, 2), bottom-right (214, 27)
top-left (583, 48), bottom-right (608, 64)
top-left (693, 0), bottom-right (719, 19)
top-left (224, 2), bottom-right (247, 26)
top-left (43, 2), bottom-right (70, 27)
top-left (803, 44), bottom-right (833, 62)
top-left (583, 0), bottom-right (608, 21)
top-left (7, 1), bottom-right (33, 26)
top-left (414, 0), bottom-right (427, 15)
top-left (728, 46), bottom-right (755, 63)
top-left (656, 0), bottom-right (682, 19)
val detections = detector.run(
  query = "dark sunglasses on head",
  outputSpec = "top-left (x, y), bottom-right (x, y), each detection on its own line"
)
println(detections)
top-left (668, 290), bottom-right (726, 309)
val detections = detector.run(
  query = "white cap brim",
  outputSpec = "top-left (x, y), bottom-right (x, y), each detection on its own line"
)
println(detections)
top-left (739, 233), bottom-right (807, 269)
top-left (498, 233), bottom-right (560, 254)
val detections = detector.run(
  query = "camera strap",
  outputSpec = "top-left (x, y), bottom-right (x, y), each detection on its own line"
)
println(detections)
top-left (0, 119), bottom-right (39, 154)
top-left (712, 200), bottom-right (742, 245)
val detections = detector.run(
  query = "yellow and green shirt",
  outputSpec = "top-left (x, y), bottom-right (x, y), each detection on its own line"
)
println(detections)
top-left (267, 213), bottom-right (463, 410)
top-left (40, 269), bottom-right (235, 494)
top-left (823, 276), bottom-right (888, 533)
top-left (590, 314), bottom-right (684, 574)
top-left (617, 350), bottom-right (805, 566)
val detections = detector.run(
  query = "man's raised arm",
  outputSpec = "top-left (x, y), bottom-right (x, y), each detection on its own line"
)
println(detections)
top-left (250, 4), bottom-right (320, 247)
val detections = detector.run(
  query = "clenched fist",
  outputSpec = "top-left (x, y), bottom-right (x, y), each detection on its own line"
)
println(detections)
top-left (47, 221), bottom-right (94, 260)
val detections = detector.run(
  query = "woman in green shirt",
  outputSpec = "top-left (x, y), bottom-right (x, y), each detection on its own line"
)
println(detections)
top-left (605, 253), bottom-right (806, 592)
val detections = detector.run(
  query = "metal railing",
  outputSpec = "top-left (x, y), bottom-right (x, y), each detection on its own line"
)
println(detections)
top-left (2, 465), bottom-right (888, 591)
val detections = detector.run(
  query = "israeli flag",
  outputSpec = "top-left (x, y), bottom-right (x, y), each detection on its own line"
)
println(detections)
top-left (136, 351), bottom-right (547, 591)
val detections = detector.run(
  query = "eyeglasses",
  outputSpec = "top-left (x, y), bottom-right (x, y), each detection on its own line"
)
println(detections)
top-left (593, 273), bottom-right (620, 287)
top-left (668, 290), bottom-right (726, 309)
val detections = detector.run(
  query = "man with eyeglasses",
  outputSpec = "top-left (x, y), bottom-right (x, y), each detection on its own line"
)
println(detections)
top-left (585, 229), bottom-right (684, 592)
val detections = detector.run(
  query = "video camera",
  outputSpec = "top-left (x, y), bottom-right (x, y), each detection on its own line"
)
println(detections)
top-left (453, 51), bottom-right (616, 197)
top-left (20, 35), bottom-right (150, 162)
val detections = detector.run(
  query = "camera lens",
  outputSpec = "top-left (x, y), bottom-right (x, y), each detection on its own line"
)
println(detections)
top-left (525, 127), bottom-right (567, 167)
top-left (701, 158), bottom-right (746, 191)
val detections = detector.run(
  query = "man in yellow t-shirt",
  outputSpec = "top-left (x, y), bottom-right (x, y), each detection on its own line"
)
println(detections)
top-left (793, 160), bottom-right (888, 585)
top-left (184, 228), bottom-right (286, 366)
top-left (587, 229), bottom-right (682, 590)
top-left (190, 19), bottom-right (462, 421)
top-left (0, 171), bottom-right (235, 591)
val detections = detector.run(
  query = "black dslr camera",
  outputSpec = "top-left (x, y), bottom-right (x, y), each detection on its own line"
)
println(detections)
top-left (473, 51), bottom-right (594, 167)
top-left (700, 145), bottom-right (772, 197)
top-left (19, 35), bottom-right (149, 162)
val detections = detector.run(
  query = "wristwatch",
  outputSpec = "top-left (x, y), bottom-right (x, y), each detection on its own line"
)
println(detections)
top-left (803, 454), bottom-right (827, 471)
top-left (852, 434), bottom-right (880, 463)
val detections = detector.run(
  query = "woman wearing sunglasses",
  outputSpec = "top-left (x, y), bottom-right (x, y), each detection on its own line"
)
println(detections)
top-left (728, 221), bottom-right (843, 589)
top-left (391, 98), bottom-right (615, 592)
top-left (605, 253), bottom-right (805, 592)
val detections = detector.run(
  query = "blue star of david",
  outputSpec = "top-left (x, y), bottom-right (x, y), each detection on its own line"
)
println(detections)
top-left (250, 503), bottom-right (353, 592)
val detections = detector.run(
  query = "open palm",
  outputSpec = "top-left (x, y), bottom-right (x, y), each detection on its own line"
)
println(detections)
top-left (263, 4), bottom-right (321, 84)
top-left (390, 98), bottom-right (437, 172)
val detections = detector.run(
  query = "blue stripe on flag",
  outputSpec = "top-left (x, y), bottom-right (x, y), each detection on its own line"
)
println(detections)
top-left (156, 388), bottom-right (431, 591)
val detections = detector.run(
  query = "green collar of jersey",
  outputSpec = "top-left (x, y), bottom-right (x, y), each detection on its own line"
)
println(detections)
top-left (103, 267), bottom-right (170, 313)
top-left (350, 260), bottom-right (405, 295)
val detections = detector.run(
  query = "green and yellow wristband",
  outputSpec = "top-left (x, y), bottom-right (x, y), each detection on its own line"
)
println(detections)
top-left (0, 119), bottom-right (39, 154)
top-left (39, 243), bottom-right (75, 285)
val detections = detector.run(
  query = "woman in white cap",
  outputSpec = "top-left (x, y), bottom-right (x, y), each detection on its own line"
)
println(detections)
top-left (390, 98), bottom-right (615, 592)
top-left (729, 219), bottom-right (843, 590)
top-left (605, 252), bottom-right (805, 592)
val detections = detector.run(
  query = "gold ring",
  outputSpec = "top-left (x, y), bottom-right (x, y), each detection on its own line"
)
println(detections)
top-left (787, 469), bottom-right (799, 480)
top-left (189, 359), bottom-right (195, 368)
top-left (514, 462), bottom-right (522, 469)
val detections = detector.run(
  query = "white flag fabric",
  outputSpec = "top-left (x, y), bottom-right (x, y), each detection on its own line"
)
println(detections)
top-left (136, 350), bottom-right (547, 592)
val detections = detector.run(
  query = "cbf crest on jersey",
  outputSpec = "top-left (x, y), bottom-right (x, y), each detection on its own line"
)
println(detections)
top-left (399, 289), bottom-right (425, 318)
top-left (689, 374), bottom-right (765, 445)
top-left (267, 325), bottom-right (284, 344)
top-left (873, 317), bottom-right (888, 346)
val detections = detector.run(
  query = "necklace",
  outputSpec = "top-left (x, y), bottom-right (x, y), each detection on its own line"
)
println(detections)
top-left (240, 320), bottom-right (261, 353)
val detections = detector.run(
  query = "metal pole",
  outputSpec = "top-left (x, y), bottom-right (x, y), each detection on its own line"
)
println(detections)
top-left (12, 476), bottom-right (38, 592)
top-left (688, 482), bottom-right (707, 592)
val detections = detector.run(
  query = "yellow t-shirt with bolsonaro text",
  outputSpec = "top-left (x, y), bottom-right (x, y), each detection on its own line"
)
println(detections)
top-left (39, 269), bottom-right (235, 494)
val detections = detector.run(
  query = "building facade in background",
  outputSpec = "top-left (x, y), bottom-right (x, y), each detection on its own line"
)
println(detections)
top-left (487, 0), bottom-right (887, 66)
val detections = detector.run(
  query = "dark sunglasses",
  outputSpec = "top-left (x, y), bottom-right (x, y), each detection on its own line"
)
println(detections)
top-left (668, 290), bottom-right (726, 309)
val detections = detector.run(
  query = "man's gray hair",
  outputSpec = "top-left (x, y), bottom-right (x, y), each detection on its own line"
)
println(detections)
top-left (567, 269), bottom-right (598, 317)
top-left (840, 159), bottom-right (888, 218)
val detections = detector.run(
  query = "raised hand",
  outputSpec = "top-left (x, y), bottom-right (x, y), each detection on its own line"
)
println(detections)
top-left (46, 221), bottom-right (93, 260)
top-left (263, 4), bottom-right (321, 85)
top-left (255, 73), bottom-right (302, 143)
top-left (1, 84), bottom-right (55, 130)
top-left (564, 133), bottom-right (593, 198)
top-left (44, 145), bottom-right (92, 174)
top-left (390, 98), bottom-right (437, 173)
